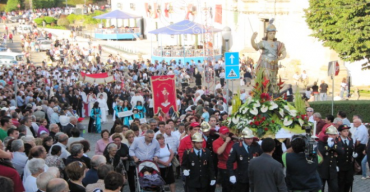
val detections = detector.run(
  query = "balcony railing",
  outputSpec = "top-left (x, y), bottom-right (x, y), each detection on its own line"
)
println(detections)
top-left (152, 47), bottom-right (221, 57)
top-left (94, 27), bottom-right (140, 34)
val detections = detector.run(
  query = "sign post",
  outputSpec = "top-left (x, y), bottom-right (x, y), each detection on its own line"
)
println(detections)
top-left (328, 61), bottom-right (339, 115)
top-left (225, 52), bottom-right (240, 112)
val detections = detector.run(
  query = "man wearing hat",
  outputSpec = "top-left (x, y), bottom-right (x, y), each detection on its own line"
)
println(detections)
top-left (336, 125), bottom-right (356, 192)
top-left (227, 127), bottom-right (262, 191)
top-left (182, 132), bottom-right (216, 192)
top-left (213, 126), bottom-right (236, 192)
top-left (317, 125), bottom-right (344, 192)
top-left (178, 122), bottom-right (206, 164)
top-left (201, 122), bottom-right (219, 192)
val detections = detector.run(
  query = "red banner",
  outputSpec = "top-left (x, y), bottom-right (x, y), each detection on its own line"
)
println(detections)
top-left (215, 5), bottom-right (222, 24)
top-left (151, 75), bottom-right (177, 114)
top-left (80, 72), bottom-right (108, 78)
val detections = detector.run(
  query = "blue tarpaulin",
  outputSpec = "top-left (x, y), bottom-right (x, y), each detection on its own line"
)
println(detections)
top-left (93, 10), bottom-right (141, 19)
top-left (148, 20), bottom-right (222, 35)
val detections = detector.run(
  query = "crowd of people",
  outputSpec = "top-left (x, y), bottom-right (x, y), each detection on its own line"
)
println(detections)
top-left (0, 10), bottom-right (369, 192)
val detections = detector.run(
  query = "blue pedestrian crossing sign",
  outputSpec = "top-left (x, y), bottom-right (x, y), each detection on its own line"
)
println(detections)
top-left (225, 52), bottom-right (240, 79)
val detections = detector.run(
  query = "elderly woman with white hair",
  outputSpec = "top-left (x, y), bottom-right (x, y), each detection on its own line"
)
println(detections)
top-left (50, 107), bottom-right (60, 124)
top-left (24, 158), bottom-right (45, 192)
top-left (11, 139), bottom-right (28, 176)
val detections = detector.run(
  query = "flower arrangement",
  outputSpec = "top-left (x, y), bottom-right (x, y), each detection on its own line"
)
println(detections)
top-left (228, 70), bottom-right (308, 138)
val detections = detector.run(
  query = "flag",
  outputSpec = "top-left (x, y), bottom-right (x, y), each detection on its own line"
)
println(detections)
top-left (151, 75), bottom-right (177, 114)
top-left (215, 5), bottom-right (222, 24)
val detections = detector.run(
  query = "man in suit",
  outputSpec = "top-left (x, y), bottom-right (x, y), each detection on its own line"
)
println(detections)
top-left (248, 137), bottom-right (287, 192)
top-left (336, 125), bottom-right (355, 192)
top-left (317, 125), bottom-right (344, 192)
top-left (63, 117), bottom-right (77, 137)
top-left (201, 122), bottom-right (219, 192)
top-left (182, 132), bottom-right (216, 192)
top-left (228, 128), bottom-right (262, 191)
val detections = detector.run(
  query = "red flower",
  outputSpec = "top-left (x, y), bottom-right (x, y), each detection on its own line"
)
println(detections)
top-left (264, 128), bottom-right (268, 131)
top-left (296, 116), bottom-right (299, 119)
top-left (249, 122), bottom-right (253, 125)
top-left (253, 116), bottom-right (257, 120)
top-left (262, 117), bottom-right (266, 121)
top-left (263, 76), bottom-right (270, 88)
top-left (272, 120), bottom-right (275, 123)
top-left (292, 117), bottom-right (294, 120)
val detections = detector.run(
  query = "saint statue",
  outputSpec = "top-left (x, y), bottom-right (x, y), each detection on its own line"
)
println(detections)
top-left (161, 87), bottom-right (170, 107)
top-left (251, 19), bottom-right (287, 95)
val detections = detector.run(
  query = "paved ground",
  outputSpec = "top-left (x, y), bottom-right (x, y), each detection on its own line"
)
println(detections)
top-left (1, 23), bottom-right (369, 191)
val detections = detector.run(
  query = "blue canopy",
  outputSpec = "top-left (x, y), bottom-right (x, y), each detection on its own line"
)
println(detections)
top-left (148, 20), bottom-right (222, 35)
top-left (94, 10), bottom-right (141, 19)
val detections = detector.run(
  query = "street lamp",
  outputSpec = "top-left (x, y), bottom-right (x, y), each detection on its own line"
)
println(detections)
top-left (222, 26), bottom-right (231, 52)
top-left (222, 27), bottom-right (232, 112)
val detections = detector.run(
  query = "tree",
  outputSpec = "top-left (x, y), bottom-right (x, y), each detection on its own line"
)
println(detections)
top-left (305, 0), bottom-right (370, 70)
top-left (6, 0), bottom-right (19, 12)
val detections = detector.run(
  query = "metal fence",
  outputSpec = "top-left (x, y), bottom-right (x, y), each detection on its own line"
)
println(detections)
top-left (94, 27), bottom-right (140, 34)
top-left (152, 48), bottom-right (221, 57)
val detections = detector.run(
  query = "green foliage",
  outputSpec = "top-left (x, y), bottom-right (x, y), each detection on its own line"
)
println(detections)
top-left (43, 16), bottom-right (56, 24)
top-left (305, 0), bottom-right (370, 70)
top-left (309, 100), bottom-right (370, 122)
top-left (44, 24), bottom-right (67, 30)
top-left (5, 0), bottom-right (18, 12)
top-left (294, 86), bottom-right (306, 115)
top-left (66, 14), bottom-right (77, 23)
top-left (34, 18), bottom-right (44, 25)
top-left (57, 18), bottom-right (70, 27)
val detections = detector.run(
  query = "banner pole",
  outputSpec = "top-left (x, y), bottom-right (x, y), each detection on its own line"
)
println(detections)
top-left (331, 74), bottom-right (334, 115)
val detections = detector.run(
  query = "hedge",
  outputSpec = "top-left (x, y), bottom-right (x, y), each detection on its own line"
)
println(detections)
top-left (34, 18), bottom-right (44, 25)
top-left (308, 100), bottom-right (370, 122)
top-left (43, 16), bottom-right (56, 24)
top-left (5, 0), bottom-right (18, 12)
top-left (57, 18), bottom-right (70, 27)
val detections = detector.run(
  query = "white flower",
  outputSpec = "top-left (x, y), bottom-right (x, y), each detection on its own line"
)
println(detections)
top-left (279, 108), bottom-right (285, 117)
top-left (250, 107), bottom-right (258, 115)
top-left (268, 101), bottom-right (278, 110)
top-left (253, 100), bottom-right (261, 108)
top-left (289, 109), bottom-right (297, 117)
top-left (284, 105), bottom-right (290, 111)
top-left (283, 117), bottom-right (293, 126)
top-left (242, 107), bottom-right (249, 114)
top-left (232, 116), bottom-right (240, 124)
top-left (261, 105), bottom-right (268, 113)
top-left (245, 97), bottom-right (252, 105)
top-left (298, 118), bottom-right (304, 126)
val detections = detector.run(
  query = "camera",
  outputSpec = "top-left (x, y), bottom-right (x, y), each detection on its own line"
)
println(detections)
top-left (304, 125), bottom-right (318, 164)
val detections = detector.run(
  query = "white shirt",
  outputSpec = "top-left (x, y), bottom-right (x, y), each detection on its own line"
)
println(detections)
top-left (195, 89), bottom-right (204, 96)
top-left (59, 115), bottom-right (70, 126)
top-left (24, 175), bottom-right (38, 192)
top-left (158, 145), bottom-right (171, 168)
top-left (12, 151), bottom-right (28, 175)
top-left (354, 124), bottom-right (369, 144)
top-left (164, 132), bottom-right (179, 154)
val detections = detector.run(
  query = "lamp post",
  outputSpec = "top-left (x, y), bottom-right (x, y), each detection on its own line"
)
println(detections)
top-left (222, 27), bottom-right (231, 113)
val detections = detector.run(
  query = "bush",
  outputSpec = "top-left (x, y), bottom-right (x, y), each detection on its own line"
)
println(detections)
top-left (308, 100), bottom-right (370, 122)
top-left (43, 16), bottom-right (56, 24)
top-left (66, 14), bottom-right (76, 23)
top-left (5, 0), bottom-right (18, 12)
top-left (57, 18), bottom-right (70, 27)
top-left (34, 18), bottom-right (44, 25)
top-left (59, 14), bottom-right (67, 19)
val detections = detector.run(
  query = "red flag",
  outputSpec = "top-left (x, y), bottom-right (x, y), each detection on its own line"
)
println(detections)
top-left (151, 75), bottom-right (178, 114)
top-left (80, 72), bottom-right (108, 78)
top-left (164, 3), bottom-right (169, 18)
top-left (215, 5), bottom-right (222, 24)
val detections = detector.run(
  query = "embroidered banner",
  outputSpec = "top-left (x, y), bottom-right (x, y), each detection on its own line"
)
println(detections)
top-left (151, 75), bottom-right (177, 114)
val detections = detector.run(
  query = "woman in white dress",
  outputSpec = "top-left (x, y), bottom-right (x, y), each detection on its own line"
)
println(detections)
top-left (97, 94), bottom-right (109, 123)
top-left (87, 91), bottom-right (96, 117)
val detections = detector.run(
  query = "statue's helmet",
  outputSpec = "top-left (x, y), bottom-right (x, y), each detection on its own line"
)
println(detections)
top-left (266, 18), bottom-right (277, 32)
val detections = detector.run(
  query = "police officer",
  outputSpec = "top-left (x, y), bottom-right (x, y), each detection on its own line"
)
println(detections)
top-left (317, 125), bottom-right (344, 192)
top-left (227, 127), bottom-right (262, 191)
top-left (201, 122), bottom-right (219, 192)
top-left (182, 132), bottom-right (216, 192)
top-left (336, 125), bottom-right (356, 192)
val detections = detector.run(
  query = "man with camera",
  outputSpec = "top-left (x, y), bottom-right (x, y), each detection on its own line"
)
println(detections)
top-left (317, 125), bottom-right (344, 192)
top-left (283, 136), bottom-right (322, 192)
top-left (227, 127), bottom-right (262, 192)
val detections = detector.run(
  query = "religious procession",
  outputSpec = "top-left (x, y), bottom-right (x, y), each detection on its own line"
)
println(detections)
top-left (0, 1), bottom-right (369, 192)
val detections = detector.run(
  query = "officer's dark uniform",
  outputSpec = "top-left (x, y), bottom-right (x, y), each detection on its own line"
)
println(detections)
top-left (227, 141), bottom-right (262, 192)
top-left (336, 136), bottom-right (354, 192)
top-left (317, 140), bottom-right (344, 192)
top-left (203, 131), bottom-right (219, 192)
top-left (181, 148), bottom-right (216, 192)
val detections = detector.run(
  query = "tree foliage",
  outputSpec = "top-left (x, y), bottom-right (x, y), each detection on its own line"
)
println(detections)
top-left (5, 0), bottom-right (18, 12)
top-left (305, 0), bottom-right (370, 70)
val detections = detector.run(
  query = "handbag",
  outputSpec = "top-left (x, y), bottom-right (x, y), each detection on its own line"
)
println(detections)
top-left (354, 160), bottom-right (361, 173)
top-left (171, 156), bottom-right (180, 167)
top-left (166, 144), bottom-right (180, 167)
